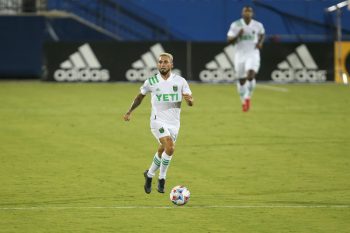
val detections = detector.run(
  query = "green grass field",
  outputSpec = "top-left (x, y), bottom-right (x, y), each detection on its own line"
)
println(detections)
top-left (1, 81), bottom-right (349, 233)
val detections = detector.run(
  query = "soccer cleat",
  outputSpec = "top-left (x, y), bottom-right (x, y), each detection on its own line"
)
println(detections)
top-left (143, 170), bottom-right (152, 194)
top-left (242, 104), bottom-right (248, 112)
top-left (157, 179), bottom-right (165, 193)
top-left (245, 98), bottom-right (250, 111)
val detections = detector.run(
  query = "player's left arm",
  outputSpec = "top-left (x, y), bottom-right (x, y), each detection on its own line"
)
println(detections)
top-left (256, 23), bottom-right (265, 49)
top-left (182, 79), bottom-right (194, 107)
top-left (256, 33), bottom-right (265, 49)
top-left (183, 93), bottom-right (194, 107)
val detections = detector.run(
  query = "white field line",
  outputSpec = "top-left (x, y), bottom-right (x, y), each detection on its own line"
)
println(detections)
top-left (1, 205), bottom-right (349, 210)
top-left (257, 85), bottom-right (289, 92)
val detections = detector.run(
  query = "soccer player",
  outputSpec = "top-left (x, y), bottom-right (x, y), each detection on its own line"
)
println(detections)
top-left (123, 53), bottom-right (194, 194)
top-left (227, 6), bottom-right (265, 112)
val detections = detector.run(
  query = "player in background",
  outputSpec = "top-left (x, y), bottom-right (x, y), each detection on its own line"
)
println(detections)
top-left (227, 6), bottom-right (265, 112)
top-left (123, 53), bottom-right (194, 194)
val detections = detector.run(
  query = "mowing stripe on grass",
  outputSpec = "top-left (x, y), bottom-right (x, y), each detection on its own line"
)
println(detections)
top-left (1, 205), bottom-right (349, 210)
top-left (257, 85), bottom-right (289, 92)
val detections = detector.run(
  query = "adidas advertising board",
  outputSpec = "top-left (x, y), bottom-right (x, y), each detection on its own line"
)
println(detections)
top-left (192, 43), bottom-right (236, 83)
top-left (52, 43), bottom-right (109, 82)
top-left (44, 42), bottom-right (333, 82)
top-left (260, 43), bottom-right (333, 83)
top-left (126, 43), bottom-right (183, 81)
top-left (193, 42), bottom-right (333, 83)
top-left (44, 42), bottom-right (187, 82)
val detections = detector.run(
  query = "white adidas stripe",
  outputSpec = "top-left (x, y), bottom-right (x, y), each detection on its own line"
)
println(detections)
top-left (296, 44), bottom-right (318, 69)
top-left (224, 45), bottom-right (235, 65)
top-left (141, 52), bottom-right (157, 68)
top-left (132, 43), bottom-right (165, 69)
top-left (215, 53), bottom-right (232, 69)
top-left (70, 52), bottom-right (86, 68)
top-left (206, 61), bottom-right (219, 69)
top-left (60, 60), bottom-right (73, 69)
top-left (277, 44), bottom-right (318, 70)
top-left (150, 43), bottom-right (164, 58)
top-left (132, 60), bottom-right (144, 69)
top-left (277, 61), bottom-right (290, 69)
top-left (59, 43), bottom-right (101, 69)
top-left (287, 53), bottom-right (304, 69)
top-left (205, 45), bottom-right (235, 70)
top-left (79, 44), bottom-right (101, 68)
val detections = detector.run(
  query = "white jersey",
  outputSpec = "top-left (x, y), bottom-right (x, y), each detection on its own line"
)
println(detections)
top-left (140, 73), bottom-right (192, 128)
top-left (227, 18), bottom-right (265, 58)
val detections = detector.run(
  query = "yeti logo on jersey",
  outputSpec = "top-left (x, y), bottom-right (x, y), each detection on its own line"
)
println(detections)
top-left (240, 34), bottom-right (254, 41)
top-left (173, 85), bottom-right (178, 92)
top-left (159, 127), bottom-right (165, 133)
top-left (156, 94), bottom-right (179, 102)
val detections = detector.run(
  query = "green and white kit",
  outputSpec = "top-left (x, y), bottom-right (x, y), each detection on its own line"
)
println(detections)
top-left (140, 72), bottom-right (192, 143)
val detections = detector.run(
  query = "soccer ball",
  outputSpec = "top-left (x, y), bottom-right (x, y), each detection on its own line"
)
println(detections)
top-left (169, 185), bottom-right (190, 206)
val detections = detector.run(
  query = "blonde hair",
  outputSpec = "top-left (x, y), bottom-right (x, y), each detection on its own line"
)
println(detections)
top-left (159, 53), bottom-right (173, 62)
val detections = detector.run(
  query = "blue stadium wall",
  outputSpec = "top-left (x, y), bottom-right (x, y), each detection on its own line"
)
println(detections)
top-left (0, 15), bottom-right (116, 79)
top-left (1, 0), bottom-right (349, 79)
top-left (126, 0), bottom-right (350, 41)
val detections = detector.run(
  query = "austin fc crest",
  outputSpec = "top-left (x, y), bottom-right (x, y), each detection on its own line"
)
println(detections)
top-left (173, 85), bottom-right (178, 92)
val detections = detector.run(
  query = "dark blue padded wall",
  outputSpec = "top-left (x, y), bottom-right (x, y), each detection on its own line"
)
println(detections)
top-left (0, 15), bottom-right (116, 78)
top-left (0, 16), bottom-right (45, 78)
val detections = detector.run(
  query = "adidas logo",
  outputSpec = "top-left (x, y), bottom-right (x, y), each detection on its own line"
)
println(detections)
top-left (54, 43), bottom-right (110, 82)
top-left (271, 44), bottom-right (326, 82)
top-left (125, 43), bottom-right (181, 81)
top-left (199, 45), bottom-right (236, 82)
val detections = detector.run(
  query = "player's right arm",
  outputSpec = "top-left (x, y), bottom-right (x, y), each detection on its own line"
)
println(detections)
top-left (227, 22), bottom-right (244, 45)
top-left (124, 79), bottom-right (150, 121)
top-left (123, 93), bottom-right (146, 121)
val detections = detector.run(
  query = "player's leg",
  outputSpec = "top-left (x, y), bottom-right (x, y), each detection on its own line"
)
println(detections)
top-left (144, 145), bottom-right (163, 194)
top-left (158, 135), bottom-right (174, 193)
top-left (145, 122), bottom-right (174, 194)
top-left (245, 57), bottom-right (260, 110)
top-left (146, 144), bottom-right (163, 178)
top-left (235, 59), bottom-right (249, 111)
top-left (143, 123), bottom-right (168, 194)
top-left (247, 70), bottom-right (256, 94)
top-left (245, 70), bottom-right (256, 110)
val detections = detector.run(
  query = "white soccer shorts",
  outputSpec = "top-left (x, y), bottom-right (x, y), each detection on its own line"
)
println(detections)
top-left (151, 120), bottom-right (179, 144)
top-left (234, 55), bottom-right (260, 79)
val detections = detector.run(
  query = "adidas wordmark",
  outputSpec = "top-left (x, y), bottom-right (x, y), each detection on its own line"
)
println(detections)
top-left (271, 44), bottom-right (326, 82)
top-left (199, 45), bottom-right (236, 83)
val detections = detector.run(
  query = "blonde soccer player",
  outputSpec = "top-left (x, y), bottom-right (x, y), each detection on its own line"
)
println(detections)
top-left (123, 53), bottom-right (194, 194)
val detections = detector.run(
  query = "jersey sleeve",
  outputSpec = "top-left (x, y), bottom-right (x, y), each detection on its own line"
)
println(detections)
top-left (227, 21), bottom-right (240, 38)
top-left (140, 79), bottom-right (150, 95)
top-left (182, 79), bottom-right (192, 95)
